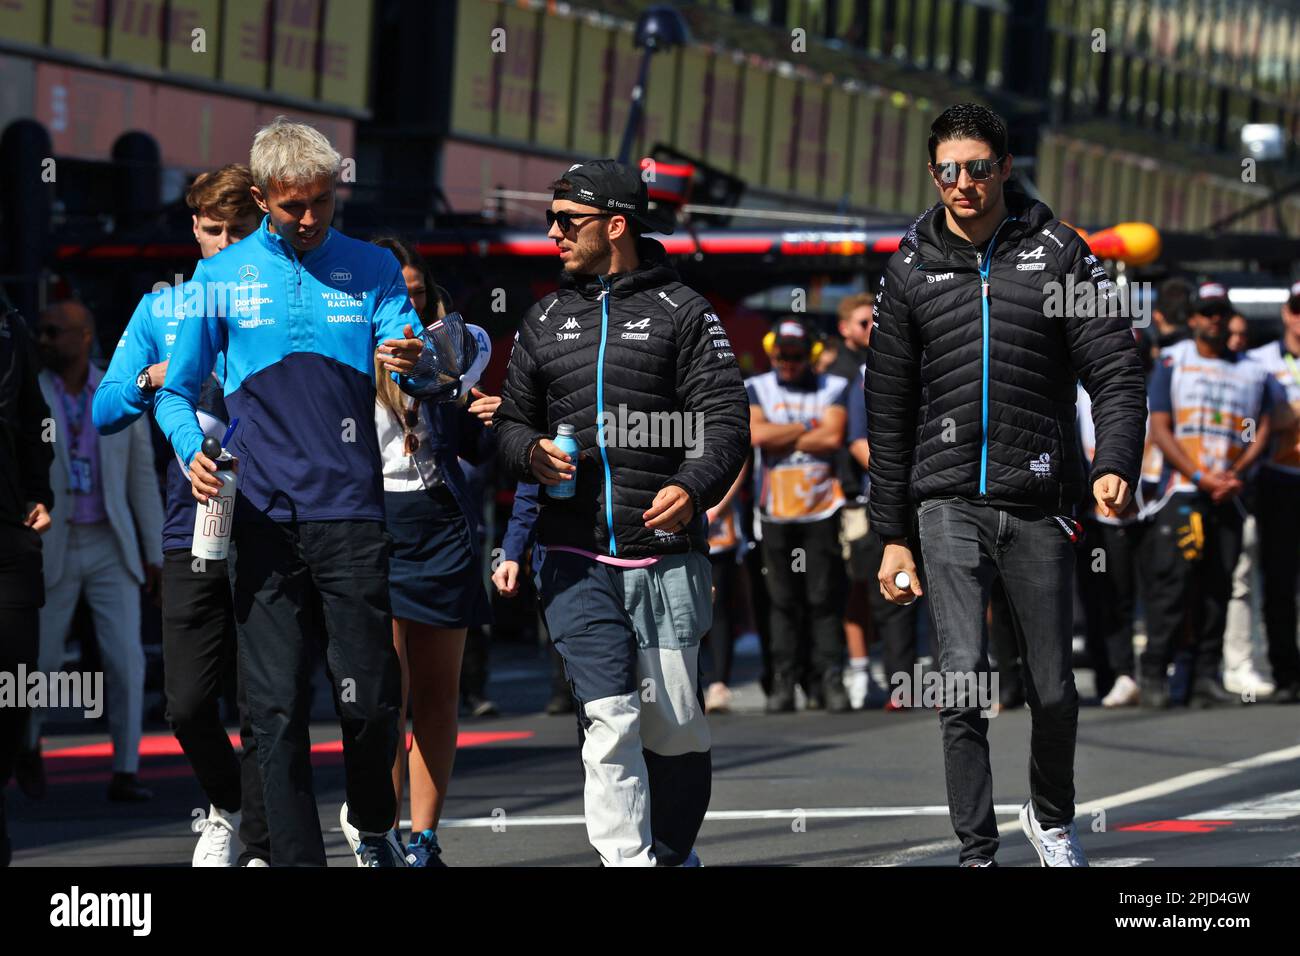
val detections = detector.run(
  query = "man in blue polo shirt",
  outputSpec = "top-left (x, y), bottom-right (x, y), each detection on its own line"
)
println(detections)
top-left (94, 164), bottom-right (267, 866)
top-left (155, 118), bottom-right (427, 867)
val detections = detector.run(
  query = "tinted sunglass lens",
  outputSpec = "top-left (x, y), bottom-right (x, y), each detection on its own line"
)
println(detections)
top-left (937, 162), bottom-right (958, 184)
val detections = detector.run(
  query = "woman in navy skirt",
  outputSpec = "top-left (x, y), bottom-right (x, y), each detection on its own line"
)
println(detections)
top-left (370, 238), bottom-right (498, 867)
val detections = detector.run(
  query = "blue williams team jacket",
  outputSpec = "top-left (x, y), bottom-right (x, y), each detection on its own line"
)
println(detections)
top-left (154, 216), bottom-right (416, 523)
top-left (93, 288), bottom-right (229, 551)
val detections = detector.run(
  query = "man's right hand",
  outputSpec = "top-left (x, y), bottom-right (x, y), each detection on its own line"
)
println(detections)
top-left (492, 560), bottom-right (521, 597)
top-left (879, 540), bottom-right (923, 605)
top-left (147, 360), bottom-right (168, 390)
top-left (529, 438), bottom-right (576, 486)
top-left (189, 450), bottom-right (236, 503)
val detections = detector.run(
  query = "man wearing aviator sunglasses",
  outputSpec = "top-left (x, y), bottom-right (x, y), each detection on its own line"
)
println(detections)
top-left (496, 159), bottom-right (750, 867)
top-left (865, 103), bottom-right (1147, 868)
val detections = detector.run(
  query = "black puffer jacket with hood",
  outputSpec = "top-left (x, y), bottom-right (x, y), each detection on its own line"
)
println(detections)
top-left (496, 238), bottom-right (750, 558)
top-left (866, 185), bottom-right (1147, 539)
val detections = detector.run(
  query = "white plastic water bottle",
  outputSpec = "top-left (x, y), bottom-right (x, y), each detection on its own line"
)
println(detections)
top-left (191, 436), bottom-right (237, 560)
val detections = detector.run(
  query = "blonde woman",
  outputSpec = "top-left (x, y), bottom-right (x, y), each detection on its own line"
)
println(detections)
top-left (372, 237), bottom-right (497, 866)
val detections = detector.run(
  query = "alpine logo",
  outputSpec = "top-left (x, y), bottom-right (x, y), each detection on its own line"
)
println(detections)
top-left (621, 317), bottom-right (650, 341)
top-left (1029, 452), bottom-right (1052, 477)
top-left (330, 268), bottom-right (352, 284)
top-left (1018, 245), bottom-right (1046, 261)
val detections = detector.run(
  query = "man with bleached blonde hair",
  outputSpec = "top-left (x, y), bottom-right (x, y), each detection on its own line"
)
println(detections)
top-left (156, 117), bottom-right (431, 867)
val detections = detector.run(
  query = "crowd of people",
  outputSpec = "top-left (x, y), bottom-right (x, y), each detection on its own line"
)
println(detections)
top-left (0, 103), bottom-right (1297, 869)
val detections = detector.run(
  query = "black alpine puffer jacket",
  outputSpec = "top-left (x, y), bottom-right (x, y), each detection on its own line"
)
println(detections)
top-left (866, 187), bottom-right (1147, 540)
top-left (496, 238), bottom-right (750, 558)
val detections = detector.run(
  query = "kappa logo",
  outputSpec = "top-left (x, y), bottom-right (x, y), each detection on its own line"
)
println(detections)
top-left (556, 316), bottom-right (582, 341)
top-left (1018, 245), bottom-right (1046, 261)
top-left (1029, 452), bottom-right (1052, 477)
top-left (330, 268), bottom-right (352, 284)
top-left (238, 264), bottom-right (259, 283)
top-left (561, 317), bottom-right (580, 330)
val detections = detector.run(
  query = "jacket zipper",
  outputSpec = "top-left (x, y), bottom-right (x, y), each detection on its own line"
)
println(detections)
top-left (595, 277), bottom-right (617, 556)
top-left (976, 217), bottom-right (1012, 496)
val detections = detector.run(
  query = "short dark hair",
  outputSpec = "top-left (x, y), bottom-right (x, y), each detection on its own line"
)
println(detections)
top-left (548, 178), bottom-right (572, 194)
top-left (928, 103), bottom-right (1008, 164)
top-left (1157, 277), bottom-right (1195, 327)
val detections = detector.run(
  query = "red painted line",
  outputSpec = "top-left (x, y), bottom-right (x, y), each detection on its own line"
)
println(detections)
top-left (44, 730), bottom-right (533, 760)
top-left (1116, 820), bottom-right (1234, 833)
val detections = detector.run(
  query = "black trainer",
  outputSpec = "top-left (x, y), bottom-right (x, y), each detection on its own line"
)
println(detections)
top-left (823, 672), bottom-right (852, 713)
top-left (1189, 676), bottom-right (1237, 709)
top-left (765, 676), bottom-right (795, 713)
top-left (107, 772), bottom-right (153, 803)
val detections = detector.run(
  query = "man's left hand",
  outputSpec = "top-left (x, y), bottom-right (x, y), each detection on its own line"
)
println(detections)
top-left (378, 324), bottom-right (424, 375)
top-left (1092, 473), bottom-right (1132, 519)
top-left (643, 485), bottom-right (695, 533)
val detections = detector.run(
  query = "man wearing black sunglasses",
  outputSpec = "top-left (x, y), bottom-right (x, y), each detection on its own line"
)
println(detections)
top-left (866, 103), bottom-right (1147, 867)
top-left (495, 159), bottom-right (749, 866)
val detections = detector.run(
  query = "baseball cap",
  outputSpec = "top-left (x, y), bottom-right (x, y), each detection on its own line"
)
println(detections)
top-left (773, 318), bottom-right (814, 354)
top-left (1286, 280), bottom-right (1300, 313)
top-left (1192, 281), bottom-right (1232, 316)
top-left (553, 159), bottom-right (676, 235)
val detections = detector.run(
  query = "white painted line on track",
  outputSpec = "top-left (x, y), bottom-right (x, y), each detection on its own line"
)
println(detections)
top-left (1182, 788), bottom-right (1300, 820)
top-left (328, 805), bottom-right (1026, 832)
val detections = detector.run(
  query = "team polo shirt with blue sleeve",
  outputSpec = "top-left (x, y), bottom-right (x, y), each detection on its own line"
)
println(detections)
top-left (94, 288), bottom-right (230, 552)
top-left (154, 217), bottom-right (416, 523)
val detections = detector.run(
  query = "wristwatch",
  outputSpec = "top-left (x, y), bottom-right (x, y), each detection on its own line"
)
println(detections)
top-left (136, 368), bottom-right (156, 394)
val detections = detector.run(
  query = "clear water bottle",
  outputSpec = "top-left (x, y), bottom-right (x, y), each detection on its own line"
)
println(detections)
top-left (191, 437), bottom-right (237, 560)
top-left (547, 423), bottom-right (580, 500)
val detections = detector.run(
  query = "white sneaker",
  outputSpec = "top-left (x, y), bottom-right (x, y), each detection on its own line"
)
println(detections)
top-left (1224, 667), bottom-right (1275, 698)
top-left (1101, 674), bottom-right (1141, 708)
top-left (844, 668), bottom-right (870, 710)
top-left (339, 803), bottom-right (407, 867)
top-left (1019, 801), bottom-right (1088, 867)
top-left (192, 805), bottom-right (242, 867)
top-left (243, 858), bottom-right (269, 867)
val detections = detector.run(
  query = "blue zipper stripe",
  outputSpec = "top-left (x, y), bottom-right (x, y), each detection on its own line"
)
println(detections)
top-left (596, 280), bottom-right (617, 556)
top-left (978, 218), bottom-right (1012, 496)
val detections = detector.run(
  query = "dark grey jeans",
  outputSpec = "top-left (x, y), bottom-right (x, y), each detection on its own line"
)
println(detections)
top-left (916, 497), bottom-right (1079, 862)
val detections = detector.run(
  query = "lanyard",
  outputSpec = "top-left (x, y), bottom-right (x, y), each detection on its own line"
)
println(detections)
top-left (59, 386), bottom-right (89, 442)
top-left (1284, 351), bottom-right (1300, 391)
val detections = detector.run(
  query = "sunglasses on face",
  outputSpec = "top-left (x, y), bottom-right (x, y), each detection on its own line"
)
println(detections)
top-left (403, 406), bottom-right (420, 456)
top-left (546, 209), bottom-right (613, 232)
top-left (930, 156), bottom-right (1005, 185)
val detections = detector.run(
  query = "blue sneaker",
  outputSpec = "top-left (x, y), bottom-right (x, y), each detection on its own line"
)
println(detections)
top-left (405, 829), bottom-right (447, 868)
top-left (356, 831), bottom-right (407, 867)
